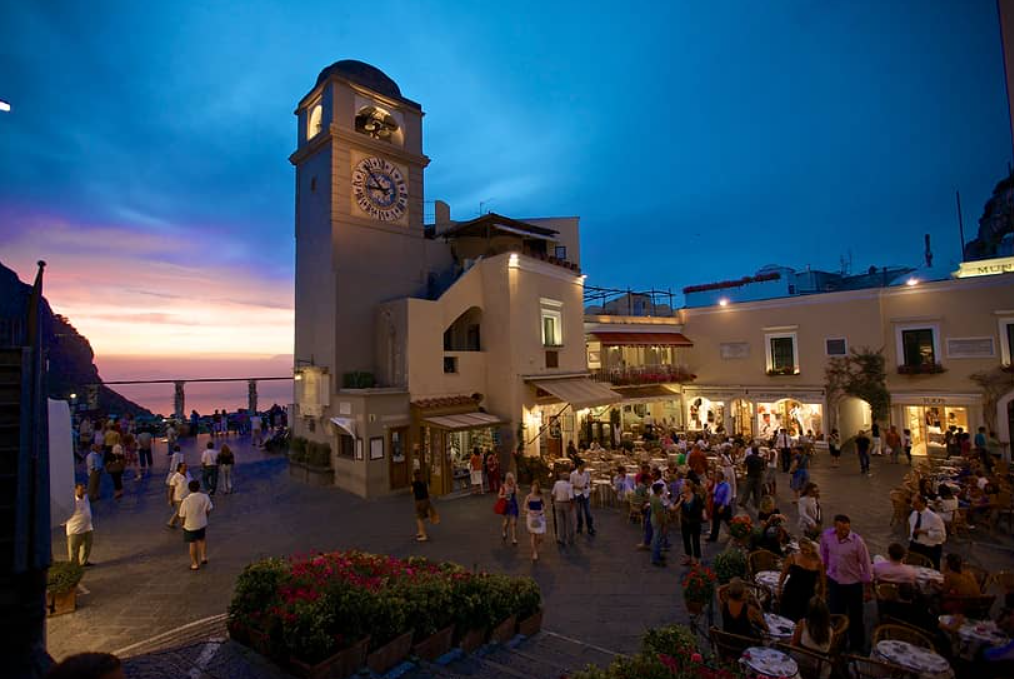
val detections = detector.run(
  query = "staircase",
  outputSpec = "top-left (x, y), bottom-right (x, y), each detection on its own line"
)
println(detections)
top-left (402, 632), bottom-right (618, 679)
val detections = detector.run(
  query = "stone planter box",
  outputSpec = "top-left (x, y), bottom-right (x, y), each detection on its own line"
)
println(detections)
top-left (413, 625), bottom-right (455, 661)
top-left (517, 609), bottom-right (543, 637)
top-left (287, 457), bottom-right (334, 486)
top-left (46, 589), bottom-right (77, 617)
top-left (288, 636), bottom-right (370, 679)
top-left (458, 627), bottom-right (487, 653)
top-left (367, 630), bottom-right (414, 675)
top-left (490, 615), bottom-right (517, 643)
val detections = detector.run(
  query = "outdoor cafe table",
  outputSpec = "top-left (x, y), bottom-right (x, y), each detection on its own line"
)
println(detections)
top-left (873, 640), bottom-right (955, 679)
top-left (755, 570), bottom-right (781, 592)
top-left (763, 613), bottom-right (795, 641)
top-left (939, 615), bottom-right (1012, 661)
top-left (873, 555), bottom-right (944, 590)
top-left (739, 646), bottom-right (799, 679)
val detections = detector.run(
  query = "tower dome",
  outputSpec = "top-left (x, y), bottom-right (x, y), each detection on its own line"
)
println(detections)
top-left (315, 60), bottom-right (420, 110)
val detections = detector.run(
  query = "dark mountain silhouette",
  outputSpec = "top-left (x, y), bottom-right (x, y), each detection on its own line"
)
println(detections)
top-left (0, 260), bottom-right (151, 417)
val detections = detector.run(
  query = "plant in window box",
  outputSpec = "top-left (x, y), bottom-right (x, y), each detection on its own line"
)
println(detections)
top-left (897, 363), bottom-right (946, 375)
top-left (766, 367), bottom-right (796, 376)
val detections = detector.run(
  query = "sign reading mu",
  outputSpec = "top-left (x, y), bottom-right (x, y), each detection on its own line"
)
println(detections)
top-left (955, 256), bottom-right (1014, 278)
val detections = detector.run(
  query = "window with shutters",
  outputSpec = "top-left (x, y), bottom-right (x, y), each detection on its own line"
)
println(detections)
top-left (764, 332), bottom-right (798, 375)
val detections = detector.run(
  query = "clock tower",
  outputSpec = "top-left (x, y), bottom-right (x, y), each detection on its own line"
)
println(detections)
top-left (290, 60), bottom-right (430, 415)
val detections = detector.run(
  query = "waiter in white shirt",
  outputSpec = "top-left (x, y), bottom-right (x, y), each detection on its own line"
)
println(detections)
top-left (64, 483), bottom-right (94, 566)
top-left (908, 495), bottom-right (946, 569)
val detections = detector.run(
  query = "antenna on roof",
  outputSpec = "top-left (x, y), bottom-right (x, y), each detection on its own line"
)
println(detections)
top-left (479, 198), bottom-right (494, 216)
top-left (924, 233), bottom-right (933, 268)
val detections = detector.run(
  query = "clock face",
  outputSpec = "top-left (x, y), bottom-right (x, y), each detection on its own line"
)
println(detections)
top-left (352, 157), bottom-right (408, 222)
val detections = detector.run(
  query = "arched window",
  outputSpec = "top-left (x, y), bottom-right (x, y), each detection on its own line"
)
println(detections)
top-left (307, 103), bottom-right (323, 139)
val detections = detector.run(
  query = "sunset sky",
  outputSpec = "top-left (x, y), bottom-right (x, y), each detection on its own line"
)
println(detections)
top-left (1, 1), bottom-right (1011, 409)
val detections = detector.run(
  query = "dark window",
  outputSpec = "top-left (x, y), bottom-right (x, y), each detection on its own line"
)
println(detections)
top-left (443, 356), bottom-right (458, 374)
top-left (770, 337), bottom-right (795, 371)
top-left (337, 434), bottom-right (354, 459)
top-left (826, 338), bottom-right (847, 356)
top-left (554, 245), bottom-right (567, 259)
top-left (545, 350), bottom-right (559, 368)
top-left (902, 329), bottom-right (935, 366)
top-left (443, 328), bottom-right (452, 351)
top-left (310, 176), bottom-right (317, 192)
top-left (1007, 323), bottom-right (1014, 364)
top-left (466, 324), bottom-right (481, 351)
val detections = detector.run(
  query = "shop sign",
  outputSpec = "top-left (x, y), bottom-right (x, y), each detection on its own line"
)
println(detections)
top-left (749, 392), bottom-right (823, 402)
top-left (922, 398), bottom-right (946, 405)
top-left (955, 256), bottom-right (1014, 278)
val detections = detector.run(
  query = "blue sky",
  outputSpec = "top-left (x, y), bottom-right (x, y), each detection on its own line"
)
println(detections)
top-left (0, 0), bottom-right (1010, 359)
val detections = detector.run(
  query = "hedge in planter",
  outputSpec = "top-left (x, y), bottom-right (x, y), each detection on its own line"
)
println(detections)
top-left (228, 550), bottom-right (541, 670)
top-left (712, 546), bottom-right (747, 585)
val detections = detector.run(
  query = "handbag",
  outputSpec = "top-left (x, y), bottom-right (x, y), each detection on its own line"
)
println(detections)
top-left (493, 497), bottom-right (508, 515)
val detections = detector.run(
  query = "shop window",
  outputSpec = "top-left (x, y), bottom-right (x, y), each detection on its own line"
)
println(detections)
top-left (1001, 318), bottom-right (1014, 365)
top-left (825, 338), bottom-right (847, 356)
top-left (337, 433), bottom-right (354, 459)
top-left (901, 328), bottom-right (936, 366)
top-left (443, 356), bottom-right (458, 374)
top-left (765, 332), bottom-right (798, 375)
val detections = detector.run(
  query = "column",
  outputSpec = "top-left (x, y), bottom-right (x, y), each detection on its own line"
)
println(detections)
top-left (248, 379), bottom-right (258, 414)
top-left (174, 381), bottom-right (185, 420)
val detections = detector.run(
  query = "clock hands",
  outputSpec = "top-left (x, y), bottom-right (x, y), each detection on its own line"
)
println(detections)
top-left (363, 164), bottom-right (392, 197)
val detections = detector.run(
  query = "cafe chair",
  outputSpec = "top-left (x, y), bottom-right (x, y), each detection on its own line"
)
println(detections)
top-left (963, 564), bottom-right (991, 592)
top-left (774, 642), bottom-right (832, 679)
top-left (747, 549), bottom-right (782, 578)
top-left (901, 551), bottom-right (933, 568)
top-left (717, 583), bottom-right (769, 610)
top-left (941, 593), bottom-right (997, 619)
top-left (709, 626), bottom-right (757, 663)
top-left (843, 654), bottom-right (919, 679)
top-left (828, 613), bottom-right (849, 657)
top-left (627, 499), bottom-right (643, 525)
top-left (947, 508), bottom-right (972, 540)
top-left (889, 491), bottom-right (911, 526)
top-left (871, 623), bottom-right (937, 653)
top-left (990, 569), bottom-right (1014, 594)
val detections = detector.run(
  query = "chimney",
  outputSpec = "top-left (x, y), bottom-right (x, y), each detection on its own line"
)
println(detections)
top-left (435, 200), bottom-right (451, 225)
top-left (924, 233), bottom-right (933, 267)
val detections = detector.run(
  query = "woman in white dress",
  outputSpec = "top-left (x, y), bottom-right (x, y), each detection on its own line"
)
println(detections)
top-left (523, 481), bottom-right (547, 562)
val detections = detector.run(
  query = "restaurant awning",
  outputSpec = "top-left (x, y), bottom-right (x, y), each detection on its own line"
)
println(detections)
top-left (329, 416), bottom-right (357, 438)
top-left (526, 376), bottom-right (622, 409)
top-left (422, 411), bottom-right (504, 431)
top-left (590, 331), bottom-right (693, 347)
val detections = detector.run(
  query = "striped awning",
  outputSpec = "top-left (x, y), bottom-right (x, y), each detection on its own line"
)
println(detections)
top-left (423, 411), bottom-right (503, 431)
top-left (590, 332), bottom-right (693, 347)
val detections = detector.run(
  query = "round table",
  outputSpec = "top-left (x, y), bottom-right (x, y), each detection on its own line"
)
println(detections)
top-left (764, 612), bottom-right (795, 640)
top-left (939, 615), bottom-right (1011, 661)
top-left (755, 570), bottom-right (781, 591)
top-left (740, 646), bottom-right (799, 679)
top-left (911, 565), bottom-right (944, 589)
top-left (873, 640), bottom-right (954, 679)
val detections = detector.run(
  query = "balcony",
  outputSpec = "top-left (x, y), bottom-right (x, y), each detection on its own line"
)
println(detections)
top-left (591, 365), bottom-right (696, 386)
top-left (897, 363), bottom-right (946, 375)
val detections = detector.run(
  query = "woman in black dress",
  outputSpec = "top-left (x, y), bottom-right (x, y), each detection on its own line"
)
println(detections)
top-left (412, 470), bottom-right (433, 542)
top-left (777, 538), bottom-right (826, 621)
top-left (676, 480), bottom-right (704, 565)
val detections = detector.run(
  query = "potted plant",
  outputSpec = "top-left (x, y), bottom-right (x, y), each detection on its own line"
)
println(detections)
top-left (513, 577), bottom-right (543, 636)
top-left (47, 561), bottom-right (83, 616)
top-left (365, 591), bottom-right (412, 674)
top-left (680, 563), bottom-right (716, 616)
top-left (713, 546), bottom-right (748, 585)
top-left (728, 515), bottom-right (753, 547)
top-left (405, 575), bottom-right (456, 661)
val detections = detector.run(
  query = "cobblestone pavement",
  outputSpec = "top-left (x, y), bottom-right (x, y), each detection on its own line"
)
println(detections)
top-left (47, 436), bottom-right (1013, 670)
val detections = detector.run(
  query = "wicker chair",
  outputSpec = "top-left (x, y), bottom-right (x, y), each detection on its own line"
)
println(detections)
top-left (990, 569), bottom-right (1014, 594)
top-left (709, 626), bottom-right (757, 662)
top-left (947, 507), bottom-right (971, 540)
top-left (942, 593), bottom-right (997, 619)
top-left (747, 549), bottom-right (782, 578)
top-left (828, 613), bottom-right (849, 657)
top-left (889, 491), bottom-right (911, 527)
top-left (964, 564), bottom-right (991, 592)
top-left (775, 642), bottom-right (833, 679)
top-left (844, 654), bottom-right (919, 679)
top-left (871, 623), bottom-right (937, 652)
top-left (716, 583), bottom-right (769, 610)
top-left (627, 498), bottom-right (643, 525)
top-left (901, 551), bottom-right (933, 568)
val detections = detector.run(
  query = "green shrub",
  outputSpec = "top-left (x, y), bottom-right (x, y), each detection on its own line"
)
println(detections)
top-left (290, 436), bottom-right (307, 459)
top-left (47, 561), bottom-right (83, 594)
top-left (713, 546), bottom-right (747, 584)
top-left (513, 577), bottom-right (542, 619)
top-left (640, 624), bottom-right (697, 657)
top-left (307, 441), bottom-right (332, 468)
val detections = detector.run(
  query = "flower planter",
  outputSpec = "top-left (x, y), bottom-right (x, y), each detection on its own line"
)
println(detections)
top-left (288, 636), bottom-right (370, 679)
top-left (305, 464), bottom-right (334, 487)
top-left (247, 628), bottom-right (274, 659)
top-left (458, 627), bottom-right (488, 653)
top-left (367, 630), bottom-right (414, 675)
top-left (413, 625), bottom-right (455, 661)
top-left (288, 458), bottom-right (308, 482)
top-left (46, 589), bottom-right (77, 617)
top-left (685, 599), bottom-right (705, 615)
top-left (226, 619), bottom-right (250, 646)
top-left (516, 609), bottom-right (543, 637)
top-left (491, 615), bottom-right (517, 643)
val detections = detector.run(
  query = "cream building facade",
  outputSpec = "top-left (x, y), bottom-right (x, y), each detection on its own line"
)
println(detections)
top-left (290, 61), bottom-right (618, 498)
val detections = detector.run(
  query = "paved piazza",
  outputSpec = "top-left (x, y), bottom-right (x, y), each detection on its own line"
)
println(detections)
top-left (49, 435), bottom-right (1014, 663)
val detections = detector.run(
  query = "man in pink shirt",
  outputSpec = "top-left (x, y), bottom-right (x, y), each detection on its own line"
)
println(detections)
top-left (820, 514), bottom-right (872, 653)
top-left (872, 542), bottom-right (917, 585)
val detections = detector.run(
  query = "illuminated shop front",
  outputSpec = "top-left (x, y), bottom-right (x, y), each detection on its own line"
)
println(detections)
top-left (417, 411), bottom-right (503, 496)
top-left (755, 399), bottom-right (824, 439)
top-left (523, 375), bottom-right (622, 456)
top-left (894, 395), bottom-right (982, 457)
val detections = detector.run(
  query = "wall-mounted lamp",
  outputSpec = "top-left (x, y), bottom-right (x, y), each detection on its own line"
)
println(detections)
top-left (718, 298), bottom-right (729, 307)
top-left (508, 252), bottom-right (520, 268)
top-left (905, 278), bottom-right (919, 287)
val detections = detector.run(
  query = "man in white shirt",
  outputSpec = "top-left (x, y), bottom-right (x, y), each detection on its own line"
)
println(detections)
top-left (908, 495), bottom-right (946, 569)
top-left (775, 428), bottom-right (792, 473)
top-left (166, 462), bottom-right (192, 529)
top-left (64, 483), bottom-right (94, 566)
top-left (551, 471), bottom-right (575, 545)
top-left (569, 461), bottom-right (595, 536)
top-left (250, 413), bottom-right (263, 447)
top-left (177, 479), bottom-right (213, 570)
top-left (201, 441), bottom-right (219, 496)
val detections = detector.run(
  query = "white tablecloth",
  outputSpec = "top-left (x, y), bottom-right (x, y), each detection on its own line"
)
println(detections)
top-left (911, 565), bottom-right (944, 587)
top-left (764, 613), bottom-right (795, 640)
top-left (874, 640), bottom-right (954, 679)
top-left (939, 615), bottom-right (1011, 660)
top-left (755, 570), bottom-right (781, 591)
top-left (740, 646), bottom-right (799, 679)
